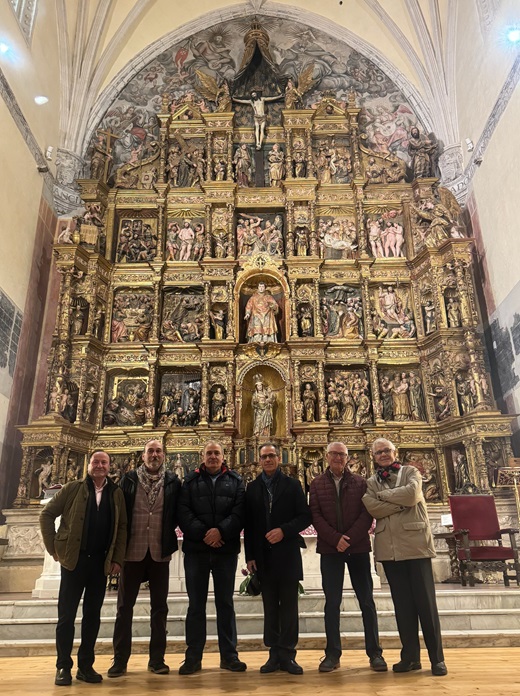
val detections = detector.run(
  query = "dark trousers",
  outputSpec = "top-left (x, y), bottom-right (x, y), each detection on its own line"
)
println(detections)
top-left (383, 558), bottom-right (444, 665)
top-left (183, 552), bottom-right (238, 662)
top-left (261, 573), bottom-right (300, 663)
top-left (321, 551), bottom-right (382, 660)
top-left (112, 550), bottom-right (170, 666)
top-left (56, 551), bottom-right (107, 670)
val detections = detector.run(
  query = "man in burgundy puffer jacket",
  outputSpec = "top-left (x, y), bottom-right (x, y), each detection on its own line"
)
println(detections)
top-left (309, 441), bottom-right (386, 674)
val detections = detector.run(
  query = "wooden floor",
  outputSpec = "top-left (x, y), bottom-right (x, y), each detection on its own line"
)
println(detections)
top-left (1, 648), bottom-right (518, 695)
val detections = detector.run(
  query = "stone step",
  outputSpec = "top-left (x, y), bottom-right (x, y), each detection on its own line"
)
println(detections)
top-left (2, 629), bottom-right (520, 658)
top-left (1, 587), bottom-right (520, 653)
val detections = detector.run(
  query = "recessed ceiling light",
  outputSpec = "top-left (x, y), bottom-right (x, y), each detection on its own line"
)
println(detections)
top-left (34, 96), bottom-right (49, 105)
top-left (0, 43), bottom-right (10, 54)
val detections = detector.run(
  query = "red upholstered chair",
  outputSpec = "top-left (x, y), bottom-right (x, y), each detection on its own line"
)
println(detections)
top-left (448, 495), bottom-right (520, 587)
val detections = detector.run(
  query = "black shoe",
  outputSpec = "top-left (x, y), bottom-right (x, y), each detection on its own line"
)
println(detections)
top-left (431, 661), bottom-right (448, 676)
top-left (76, 667), bottom-right (103, 683)
top-left (280, 659), bottom-right (303, 675)
top-left (392, 660), bottom-right (422, 673)
top-left (260, 657), bottom-right (280, 673)
top-left (220, 657), bottom-right (247, 672)
top-left (319, 655), bottom-right (340, 672)
top-left (148, 662), bottom-right (170, 674)
top-left (370, 656), bottom-right (388, 672)
top-left (178, 660), bottom-right (202, 675)
top-left (107, 660), bottom-right (127, 678)
top-left (55, 668), bottom-right (72, 686)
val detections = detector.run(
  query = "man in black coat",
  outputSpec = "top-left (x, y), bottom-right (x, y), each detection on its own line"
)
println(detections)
top-left (244, 442), bottom-right (311, 675)
top-left (178, 440), bottom-right (246, 674)
top-left (108, 439), bottom-right (181, 677)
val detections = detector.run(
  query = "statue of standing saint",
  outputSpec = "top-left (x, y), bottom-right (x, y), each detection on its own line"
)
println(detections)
top-left (244, 282), bottom-right (279, 343)
top-left (251, 374), bottom-right (276, 438)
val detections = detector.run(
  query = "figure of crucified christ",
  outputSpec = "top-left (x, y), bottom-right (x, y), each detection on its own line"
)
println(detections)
top-left (232, 90), bottom-right (283, 149)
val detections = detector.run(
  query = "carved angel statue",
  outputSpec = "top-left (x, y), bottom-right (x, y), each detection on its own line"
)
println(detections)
top-left (195, 70), bottom-right (232, 112)
top-left (284, 64), bottom-right (316, 110)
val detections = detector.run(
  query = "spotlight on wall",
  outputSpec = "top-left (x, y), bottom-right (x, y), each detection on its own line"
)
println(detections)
top-left (0, 42), bottom-right (10, 54)
top-left (34, 95), bottom-right (49, 105)
top-left (474, 156), bottom-right (483, 166)
top-left (465, 138), bottom-right (474, 152)
top-left (506, 27), bottom-right (520, 44)
top-left (37, 164), bottom-right (49, 173)
top-left (45, 146), bottom-right (54, 161)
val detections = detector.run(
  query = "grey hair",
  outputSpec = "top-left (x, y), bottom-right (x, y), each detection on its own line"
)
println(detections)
top-left (326, 441), bottom-right (348, 455)
top-left (371, 437), bottom-right (396, 454)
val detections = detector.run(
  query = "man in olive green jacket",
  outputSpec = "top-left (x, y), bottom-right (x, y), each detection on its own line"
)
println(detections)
top-left (40, 450), bottom-right (127, 687)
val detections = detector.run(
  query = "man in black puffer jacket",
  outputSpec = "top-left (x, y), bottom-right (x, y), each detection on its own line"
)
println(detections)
top-left (178, 440), bottom-right (246, 675)
top-left (108, 438), bottom-right (181, 678)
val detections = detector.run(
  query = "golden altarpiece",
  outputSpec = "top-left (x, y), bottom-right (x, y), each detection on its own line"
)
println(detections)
top-left (14, 24), bottom-right (515, 535)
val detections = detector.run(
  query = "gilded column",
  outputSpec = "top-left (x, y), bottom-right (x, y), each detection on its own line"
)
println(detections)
top-left (286, 201), bottom-right (295, 257)
top-left (203, 282), bottom-right (211, 338)
top-left (227, 204), bottom-right (235, 258)
top-left (434, 445), bottom-right (450, 501)
top-left (199, 361), bottom-right (209, 425)
top-left (205, 204), bottom-right (212, 256)
top-left (206, 132), bottom-right (213, 181)
top-left (293, 360), bottom-right (302, 422)
top-left (305, 129), bottom-right (314, 178)
top-left (104, 284), bottom-right (115, 344)
top-left (226, 133), bottom-right (233, 181)
top-left (76, 360), bottom-right (88, 424)
top-left (94, 369), bottom-right (108, 431)
top-left (146, 352), bottom-right (158, 427)
top-left (313, 278), bottom-right (323, 338)
top-left (226, 360), bottom-right (235, 424)
top-left (369, 359), bottom-right (382, 422)
top-left (309, 201), bottom-right (318, 257)
top-left (285, 128), bottom-right (292, 179)
top-left (150, 279), bottom-right (161, 341)
top-left (361, 275), bottom-right (373, 338)
top-left (317, 360), bottom-right (327, 422)
top-left (226, 280), bottom-right (235, 340)
top-left (289, 280), bottom-right (298, 338)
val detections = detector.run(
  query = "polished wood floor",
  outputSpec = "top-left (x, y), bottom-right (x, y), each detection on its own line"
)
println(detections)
top-left (1, 649), bottom-right (518, 695)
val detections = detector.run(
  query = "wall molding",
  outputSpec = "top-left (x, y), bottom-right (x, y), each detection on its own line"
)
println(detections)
top-left (0, 67), bottom-right (54, 189)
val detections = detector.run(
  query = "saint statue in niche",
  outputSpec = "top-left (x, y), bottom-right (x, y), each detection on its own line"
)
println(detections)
top-left (244, 282), bottom-right (280, 343)
top-left (251, 373), bottom-right (276, 438)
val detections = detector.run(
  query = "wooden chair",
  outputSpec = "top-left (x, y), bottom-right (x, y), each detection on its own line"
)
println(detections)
top-left (448, 494), bottom-right (520, 587)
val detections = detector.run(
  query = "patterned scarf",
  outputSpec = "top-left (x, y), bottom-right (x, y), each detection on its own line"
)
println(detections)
top-left (376, 462), bottom-right (401, 483)
top-left (136, 463), bottom-right (165, 509)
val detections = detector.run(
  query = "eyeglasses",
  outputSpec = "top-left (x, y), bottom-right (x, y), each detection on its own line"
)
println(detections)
top-left (260, 453), bottom-right (277, 460)
top-left (373, 448), bottom-right (394, 457)
top-left (327, 451), bottom-right (348, 458)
